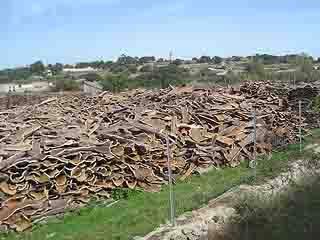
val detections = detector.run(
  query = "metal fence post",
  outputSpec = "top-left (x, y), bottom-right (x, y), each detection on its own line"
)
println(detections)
top-left (299, 100), bottom-right (302, 152)
top-left (166, 135), bottom-right (175, 227)
top-left (253, 107), bottom-right (257, 178)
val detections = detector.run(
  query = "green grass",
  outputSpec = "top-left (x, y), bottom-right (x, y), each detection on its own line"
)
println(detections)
top-left (3, 132), bottom-right (319, 240)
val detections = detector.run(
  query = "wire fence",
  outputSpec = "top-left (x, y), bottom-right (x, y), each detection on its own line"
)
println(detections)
top-left (165, 99), bottom-right (310, 227)
top-left (1, 87), bottom-right (314, 232)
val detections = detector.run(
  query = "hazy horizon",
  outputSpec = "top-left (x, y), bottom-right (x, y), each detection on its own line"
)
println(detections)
top-left (2, 0), bottom-right (320, 69)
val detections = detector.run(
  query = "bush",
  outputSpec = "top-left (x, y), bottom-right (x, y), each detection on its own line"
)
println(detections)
top-left (245, 61), bottom-right (265, 78)
top-left (54, 78), bottom-right (80, 91)
top-left (100, 73), bottom-right (129, 93)
top-left (80, 73), bottom-right (103, 82)
top-left (127, 65), bottom-right (138, 74)
top-left (139, 65), bottom-right (153, 73)
top-left (100, 65), bottom-right (191, 91)
top-left (146, 64), bottom-right (191, 88)
top-left (109, 64), bottom-right (128, 73)
top-left (312, 95), bottom-right (320, 112)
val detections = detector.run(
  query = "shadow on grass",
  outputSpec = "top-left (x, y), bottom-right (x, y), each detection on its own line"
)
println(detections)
top-left (226, 175), bottom-right (320, 240)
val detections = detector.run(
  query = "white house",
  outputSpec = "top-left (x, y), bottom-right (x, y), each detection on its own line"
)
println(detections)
top-left (63, 67), bottom-right (97, 73)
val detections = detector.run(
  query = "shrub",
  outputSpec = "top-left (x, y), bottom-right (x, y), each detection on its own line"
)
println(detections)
top-left (100, 73), bottom-right (129, 93)
top-left (79, 73), bottom-right (103, 82)
top-left (54, 78), bottom-right (80, 91)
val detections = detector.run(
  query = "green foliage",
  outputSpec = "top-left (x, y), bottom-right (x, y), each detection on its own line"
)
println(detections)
top-left (252, 54), bottom-right (280, 65)
top-left (54, 77), bottom-right (80, 91)
top-left (288, 53), bottom-right (314, 77)
top-left (80, 73), bottom-right (103, 82)
top-left (199, 56), bottom-right (211, 63)
top-left (127, 64), bottom-right (138, 74)
top-left (300, 60), bottom-right (313, 75)
top-left (111, 189), bottom-right (142, 201)
top-left (233, 174), bottom-right (320, 240)
top-left (245, 60), bottom-right (265, 77)
top-left (139, 56), bottom-right (156, 64)
top-left (30, 60), bottom-right (45, 74)
top-left (48, 63), bottom-right (63, 75)
top-left (109, 64), bottom-right (128, 73)
top-left (172, 59), bottom-right (183, 65)
top-left (100, 65), bottom-right (190, 91)
top-left (267, 70), bottom-right (320, 83)
top-left (141, 64), bottom-right (190, 88)
top-left (312, 96), bottom-right (320, 112)
top-left (76, 61), bottom-right (105, 69)
top-left (117, 54), bottom-right (138, 65)
top-left (100, 73), bottom-right (129, 93)
top-left (0, 68), bottom-right (32, 83)
top-left (225, 71), bottom-right (242, 85)
top-left (212, 56), bottom-right (223, 64)
top-left (139, 65), bottom-right (153, 73)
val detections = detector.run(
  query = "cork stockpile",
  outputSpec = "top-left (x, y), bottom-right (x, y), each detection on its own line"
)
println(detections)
top-left (0, 95), bottom-right (50, 111)
top-left (0, 82), bottom-right (311, 232)
top-left (0, 92), bottom-right (88, 111)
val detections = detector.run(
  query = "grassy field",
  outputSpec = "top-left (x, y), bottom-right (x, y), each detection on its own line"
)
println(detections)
top-left (2, 132), bottom-right (319, 240)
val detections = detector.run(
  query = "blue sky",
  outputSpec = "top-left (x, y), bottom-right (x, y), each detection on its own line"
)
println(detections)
top-left (1, 0), bottom-right (320, 69)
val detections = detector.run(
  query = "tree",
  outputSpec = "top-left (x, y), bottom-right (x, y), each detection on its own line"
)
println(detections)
top-left (172, 59), bottom-right (183, 66)
top-left (140, 65), bottom-right (153, 73)
top-left (199, 56), bottom-right (211, 63)
top-left (75, 62), bottom-right (89, 68)
top-left (100, 73), bottom-right (129, 93)
top-left (102, 61), bottom-right (113, 70)
top-left (80, 73), bottom-right (103, 82)
top-left (231, 56), bottom-right (242, 62)
top-left (54, 77), bottom-right (80, 91)
top-left (64, 64), bottom-right (74, 69)
top-left (117, 54), bottom-right (137, 65)
top-left (131, 64), bottom-right (190, 89)
top-left (192, 57), bottom-right (198, 62)
top-left (128, 65), bottom-right (138, 74)
top-left (300, 60), bottom-right (313, 75)
top-left (109, 64), bottom-right (128, 73)
top-left (213, 56), bottom-right (223, 64)
top-left (30, 61), bottom-right (45, 74)
top-left (49, 63), bottom-right (63, 75)
top-left (139, 56), bottom-right (156, 64)
top-left (93, 60), bottom-right (105, 69)
top-left (246, 60), bottom-right (265, 78)
top-left (292, 53), bottom-right (314, 77)
top-left (0, 67), bottom-right (31, 82)
top-left (55, 63), bottom-right (63, 72)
